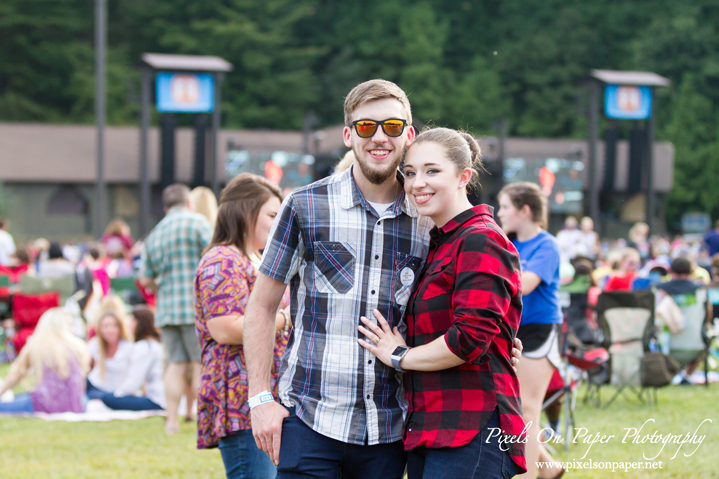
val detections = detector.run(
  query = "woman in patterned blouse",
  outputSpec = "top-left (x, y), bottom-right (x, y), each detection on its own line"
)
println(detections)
top-left (194, 173), bottom-right (291, 479)
top-left (358, 128), bottom-right (526, 479)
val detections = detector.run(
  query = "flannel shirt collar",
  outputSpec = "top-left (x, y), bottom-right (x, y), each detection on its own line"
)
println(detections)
top-left (340, 164), bottom-right (419, 218)
top-left (166, 206), bottom-right (190, 216)
top-left (429, 204), bottom-right (494, 242)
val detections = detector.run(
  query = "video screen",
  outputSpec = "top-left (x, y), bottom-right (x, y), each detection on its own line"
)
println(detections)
top-left (503, 157), bottom-right (584, 214)
top-left (225, 149), bottom-right (315, 197)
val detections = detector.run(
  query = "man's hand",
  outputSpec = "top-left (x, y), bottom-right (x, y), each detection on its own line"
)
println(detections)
top-left (251, 401), bottom-right (290, 466)
top-left (138, 275), bottom-right (158, 294)
top-left (511, 337), bottom-right (523, 373)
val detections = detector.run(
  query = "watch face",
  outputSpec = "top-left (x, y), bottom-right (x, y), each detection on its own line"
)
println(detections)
top-left (392, 346), bottom-right (407, 356)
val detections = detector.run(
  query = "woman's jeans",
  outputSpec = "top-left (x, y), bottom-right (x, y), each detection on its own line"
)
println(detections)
top-left (100, 393), bottom-right (163, 411)
top-left (407, 409), bottom-right (521, 479)
top-left (0, 393), bottom-right (35, 413)
top-left (86, 379), bottom-right (109, 400)
top-left (218, 429), bottom-right (277, 479)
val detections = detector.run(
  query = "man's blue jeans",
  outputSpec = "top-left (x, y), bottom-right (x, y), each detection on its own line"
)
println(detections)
top-left (406, 409), bottom-right (521, 479)
top-left (218, 429), bottom-right (277, 479)
top-left (277, 407), bottom-right (406, 479)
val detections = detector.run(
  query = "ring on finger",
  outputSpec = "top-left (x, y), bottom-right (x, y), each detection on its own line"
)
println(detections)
top-left (373, 336), bottom-right (380, 345)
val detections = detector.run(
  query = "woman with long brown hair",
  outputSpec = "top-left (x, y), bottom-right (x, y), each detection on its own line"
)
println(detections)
top-left (86, 310), bottom-right (133, 399)
top-left (101, 306), bottom-right (165, 411)
top-left (194, 173), bottom-right (291, 479)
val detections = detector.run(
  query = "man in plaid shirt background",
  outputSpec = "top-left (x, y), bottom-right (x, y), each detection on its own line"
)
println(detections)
top-left (140, 183), bottom-right (212, 434)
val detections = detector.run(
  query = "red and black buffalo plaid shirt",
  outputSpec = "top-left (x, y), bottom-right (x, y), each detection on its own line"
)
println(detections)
top-left (404, 205), bottom-right (526, 473)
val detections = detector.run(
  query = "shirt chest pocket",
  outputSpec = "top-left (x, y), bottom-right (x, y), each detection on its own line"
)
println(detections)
top-left (394, 253), bottom-right (425, 307)
top-left (312, 241), bottom-right (356, 294)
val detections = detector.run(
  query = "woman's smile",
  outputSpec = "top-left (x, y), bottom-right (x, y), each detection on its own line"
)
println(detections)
top-left (413, 192), bottom-right (434, 205)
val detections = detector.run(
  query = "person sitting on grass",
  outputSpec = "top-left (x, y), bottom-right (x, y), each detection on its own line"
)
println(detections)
top-left (86, 311), bottom-right (133, 399)
top-left (603, 247), bottom-right (641, 292)
top-left (100, 306), bottom-right (165, 411)
top-left (0, 308), bottom-right (90, 414)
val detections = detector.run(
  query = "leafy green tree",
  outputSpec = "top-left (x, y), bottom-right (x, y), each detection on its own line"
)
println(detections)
top-left (663, 74), bottom-right (719, 226)
top-left (115, 0), bottom-right (322, 129)
top-left (0, 0), bottom-right (92, 122)
top-left (443, 55), bottom-right (507, 134)
top-left (397, 2), bottom-right (448, 124)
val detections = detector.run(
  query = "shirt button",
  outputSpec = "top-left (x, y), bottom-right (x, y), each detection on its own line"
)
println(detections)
top-left (366, 394), bottom-right (371, 399)
top-left (371, 290), bottom-right (375, 295)
top-left (375, 255), bottom-right (379, 260)
top-left (368, 360), bottom-right (372, 364)
top-left (377, 221), bottom-right (381, 225)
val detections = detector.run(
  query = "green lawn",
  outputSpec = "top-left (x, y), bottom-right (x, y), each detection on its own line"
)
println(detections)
top-left (0, 363), bottom-right (717, 478)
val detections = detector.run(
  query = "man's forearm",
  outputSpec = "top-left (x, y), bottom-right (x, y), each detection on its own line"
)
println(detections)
top-left (139, 276), bottom-right (158, 293)
top-left (245, 291), bottom-right (282, 396)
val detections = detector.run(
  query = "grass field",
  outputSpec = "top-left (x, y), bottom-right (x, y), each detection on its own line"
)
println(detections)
top-left (0, 363), bottom-right (717, 478)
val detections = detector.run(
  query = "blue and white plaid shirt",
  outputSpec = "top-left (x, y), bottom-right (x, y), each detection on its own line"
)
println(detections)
top-left (141, 207), bottom-right (213, 327)
top-left (259, 165), bottom-right (432, 445)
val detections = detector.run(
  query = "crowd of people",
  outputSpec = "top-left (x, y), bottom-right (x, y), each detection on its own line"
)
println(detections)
top-left (0, 79), bottom-right (716, 479)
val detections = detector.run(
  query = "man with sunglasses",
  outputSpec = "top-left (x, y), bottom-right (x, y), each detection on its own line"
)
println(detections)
top-left (244, 79), bottom-right (429, 478)
top-left (244, 80), bottom-right (520, 478)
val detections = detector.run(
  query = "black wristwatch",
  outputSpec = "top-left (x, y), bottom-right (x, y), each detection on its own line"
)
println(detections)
top-left (391, 346), bottom-right (411, 372)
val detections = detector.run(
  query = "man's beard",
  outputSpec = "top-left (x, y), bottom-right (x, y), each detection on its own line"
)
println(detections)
top-left (352, 146), bottom-right (402, 185)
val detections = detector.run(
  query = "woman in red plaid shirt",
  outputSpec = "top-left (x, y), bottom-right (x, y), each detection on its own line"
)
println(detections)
top-left (358, 128), bottom-right (526, 479)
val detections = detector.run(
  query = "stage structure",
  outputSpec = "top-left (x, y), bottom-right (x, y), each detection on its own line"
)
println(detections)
top-left (138, 53), bottom-right (233, 236)
top-left (587, 70), bottom-right (670, 234)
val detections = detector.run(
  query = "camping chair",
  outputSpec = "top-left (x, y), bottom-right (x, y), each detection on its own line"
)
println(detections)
top-left (109, 277), bottom-right (141, 309)
top-left (11, 292), bottom-right (60, 352)
top-left (595, 290), bottom-right (656, 407)
top-left (667, 288), bottom-right (711, 387)
top-left (0, 264), bottom-right (30, 284)
top-left (559, 275), bottom-right (599, 345)
top-left (20, 274), bottom-right (75, 305)
top-left (541, 323), bottom-right (609, 452)
top-left (0, 275), bottom-right (11, 318)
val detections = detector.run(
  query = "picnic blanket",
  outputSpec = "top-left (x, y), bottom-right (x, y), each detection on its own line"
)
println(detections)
top-left (0, 398), bottom-right (166, 422)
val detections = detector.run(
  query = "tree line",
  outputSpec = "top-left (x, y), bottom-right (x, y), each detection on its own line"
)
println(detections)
top-left (2, 0), bottom-right (719, 229)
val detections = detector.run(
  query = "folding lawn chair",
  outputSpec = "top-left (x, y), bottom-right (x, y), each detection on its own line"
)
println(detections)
top-left (595, 290), bottom-right (656, 407)
top-left (11, 292), bottom-right (60, 353)
top-left (20, 274), bottom-right (75, 305)
top-left (541, 323), bottom-right (609, 451)
top-left (0, 274), bottom-right (11, 318)
top-left (109, 276), bottom-right (142, 310)
top-left (667, 287), bottom-right (711, 387)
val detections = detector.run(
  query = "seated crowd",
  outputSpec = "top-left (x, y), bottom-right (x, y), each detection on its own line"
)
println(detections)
top-left (0, 301), bottom-right (164, 414)
top-left (0, 212), bottom-right (717, 418)
top-left (0, 217), bottom-right (165, 414)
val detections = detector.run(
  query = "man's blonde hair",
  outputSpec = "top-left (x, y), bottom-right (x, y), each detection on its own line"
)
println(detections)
top-left (344, 79), bottom-right (412, 126)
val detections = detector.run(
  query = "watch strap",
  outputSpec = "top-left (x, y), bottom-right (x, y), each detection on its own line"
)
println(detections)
top-left (391, 347), bottom-right (410, 373)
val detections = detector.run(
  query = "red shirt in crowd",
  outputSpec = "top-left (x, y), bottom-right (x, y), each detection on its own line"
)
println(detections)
top-left (404, 205), bottom-right (526, 473)
top-left (604, 271), bottom-right (638, 292)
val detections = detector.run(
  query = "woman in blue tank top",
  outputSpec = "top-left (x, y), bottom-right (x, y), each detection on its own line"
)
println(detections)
top-left (497, 182), bottom-right (563, 479)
